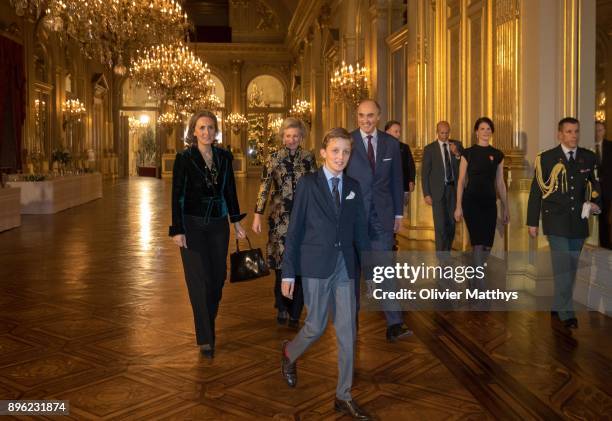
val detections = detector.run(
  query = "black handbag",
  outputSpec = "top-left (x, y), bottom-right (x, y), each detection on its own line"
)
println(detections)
top-left (229, 237), bottom-right (270, 282)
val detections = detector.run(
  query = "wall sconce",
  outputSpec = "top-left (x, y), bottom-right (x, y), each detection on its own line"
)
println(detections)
top-left (289, 99), bottom-right (312, 126)
top-left (62, 98), bottom-right (86, 128)
top-left (227, 112), bottom-right (248, 134)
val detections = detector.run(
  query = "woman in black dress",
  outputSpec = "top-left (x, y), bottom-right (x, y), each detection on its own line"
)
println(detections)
top-left (454, 117), bottom-right (509, 264)
top-left (169, 110), bottom-right (247, 358)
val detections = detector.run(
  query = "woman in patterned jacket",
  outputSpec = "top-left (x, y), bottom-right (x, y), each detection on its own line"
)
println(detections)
top-left (252, 117), bottom-right (317, 328)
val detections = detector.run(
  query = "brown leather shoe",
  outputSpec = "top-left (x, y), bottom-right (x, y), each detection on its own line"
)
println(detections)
top-left (334, 398), bottom-right (372, 420)
top-left (281, 340), bottom-right (297, 387)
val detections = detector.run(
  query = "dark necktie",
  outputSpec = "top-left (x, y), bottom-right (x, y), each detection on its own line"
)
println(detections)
top-left (568, 150), bottom-right (575, 164)
top-left (595, 143), bottom-right (602, 166)
top-left (366, 135), bottom-right (375, 173)
top-left (331, 177), bottom-right (341, 211)
top-left (443, 143), bottom-right (453, 182)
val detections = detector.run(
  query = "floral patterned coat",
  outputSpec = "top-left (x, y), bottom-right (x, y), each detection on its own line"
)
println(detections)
top-left (255, 147), bottom-right (317, 269)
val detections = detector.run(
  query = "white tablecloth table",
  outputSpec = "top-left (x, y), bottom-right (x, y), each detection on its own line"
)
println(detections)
top-left (7, 173), bottom-right (102, 214)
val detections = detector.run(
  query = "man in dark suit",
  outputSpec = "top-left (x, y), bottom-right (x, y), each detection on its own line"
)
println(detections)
top-left (595, 121), bottom-right (611, 249)
top-left (346, 99), bottom-right (411, 342)
top-left (421, 121), bottom-right (463, 251)
top-left (384, 120), bottom-right (416, 200)
top-left (281, 128), bottom-right (371, 420)
top-left (385, 120), bottom-right (415, 252)
top-left (527, 117), bottom-right (601, 329)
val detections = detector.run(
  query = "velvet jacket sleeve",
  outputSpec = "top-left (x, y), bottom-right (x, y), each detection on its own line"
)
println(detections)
top-left (222, 150), bottom-right (246, 223)
top-left (169, 152), bottom-right (186, 236)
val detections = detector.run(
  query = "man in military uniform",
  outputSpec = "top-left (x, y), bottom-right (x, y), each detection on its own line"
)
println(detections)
top-left (527, 117), bottom-right (601, 329)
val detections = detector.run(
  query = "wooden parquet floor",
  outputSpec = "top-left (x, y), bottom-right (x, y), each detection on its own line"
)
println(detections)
top-left (0, 177), bottom-right (611, 420)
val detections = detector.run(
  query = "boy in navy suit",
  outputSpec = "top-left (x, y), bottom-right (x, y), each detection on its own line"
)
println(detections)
top-left (280, 128), bottom-right (372, 420)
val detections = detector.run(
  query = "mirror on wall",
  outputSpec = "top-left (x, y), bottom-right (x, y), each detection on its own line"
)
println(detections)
top-left (32, 89), bottom-right (51, 171)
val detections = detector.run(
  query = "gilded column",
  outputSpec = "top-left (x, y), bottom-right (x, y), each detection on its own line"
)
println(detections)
top-left (493, 0), bottom-right (524, 168)
top-left (433, 0), bottom-right (448, 125)
top-left (416, 0), bottom-right (431, 152)
top-left (561, 0), bottom-right (579, 116)
top-left (368, 0), bottom-right (390, 122)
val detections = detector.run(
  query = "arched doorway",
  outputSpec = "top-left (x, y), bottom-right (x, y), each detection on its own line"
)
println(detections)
top-left (246, 75), bottom-right (286, 170)
top-left (120, 78), bottom-right (159, 177)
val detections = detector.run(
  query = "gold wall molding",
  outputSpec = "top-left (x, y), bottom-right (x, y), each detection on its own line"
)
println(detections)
top-left (562, 0), bottom-right (580, 117)
top-left (493, 0), bottom-right (524, 168)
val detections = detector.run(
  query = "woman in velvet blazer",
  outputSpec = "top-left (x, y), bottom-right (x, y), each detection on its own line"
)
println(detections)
top-left (169, 110), bottom-right (246, 358)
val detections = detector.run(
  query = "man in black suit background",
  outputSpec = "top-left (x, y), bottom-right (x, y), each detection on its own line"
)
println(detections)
top-left (384, 120), bottom-right (416, 202)
top-left (595, 121), bottom-right (611, 249)
top-left (385, 120), bottom-right (415, 252)
top-left (421, 121), bottom-right (463, 251)
top-left (527, 117), bottom-right (601, 329)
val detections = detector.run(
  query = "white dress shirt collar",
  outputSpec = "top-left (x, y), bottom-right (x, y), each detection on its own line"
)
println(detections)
top-left (360, 129), bottom-right (377, 141)
top-left (560, 144), bottom-right (577, 160)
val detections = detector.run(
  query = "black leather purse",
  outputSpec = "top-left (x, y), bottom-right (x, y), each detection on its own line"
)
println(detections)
top-left (229, 237), bottom-right (270, 282)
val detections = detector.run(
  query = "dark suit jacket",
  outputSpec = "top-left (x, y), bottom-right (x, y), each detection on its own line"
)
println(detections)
top-left (421, 140), bottom-right (463, 201)
top-left (346, 129), bottom-right (404, 232)
top-left (398, 141), bottom-right (416, 192)
top-left (281, 168), bottom-right (370, 280)
top-left (169, 145), bottom-right (245, 236)
top-left (527, 145), bottom-right (601, 238)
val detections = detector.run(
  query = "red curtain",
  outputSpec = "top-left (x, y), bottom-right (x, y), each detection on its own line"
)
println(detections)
top-left (0, 36), bottom-right (26, 172)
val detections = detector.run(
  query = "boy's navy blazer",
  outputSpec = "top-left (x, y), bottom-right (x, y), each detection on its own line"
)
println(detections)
top-left (281, 168), bottom-right (370, 280)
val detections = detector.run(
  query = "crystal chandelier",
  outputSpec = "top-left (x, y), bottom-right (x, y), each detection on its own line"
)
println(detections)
top-left (199, 93), bottom-right (222, 111)
top-left (289, 99), bottom-right (312, 126)
top-left (128, 116), bottom-right (149, 134)
top-left (182, 93), bottom-right (223, 114)
top-left (131, 43), bottom-right (214, 110)
top-left (45, 0), bottom-right (191, 75)
top-left (9, 0), bottom-right (46, 18)
top-left (157, 111), bottom-right (182, 130)
top-left (268, 116), bottom-right (283, 133)
top-left (330, 61), bottom-right (369, 107)
top-left (62, 98), bottom-right (86, 121)
top-left (226, 112), bottom-right (248, 134)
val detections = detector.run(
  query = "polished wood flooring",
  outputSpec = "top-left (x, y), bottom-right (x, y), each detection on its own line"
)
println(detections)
top-left (0, 177), bottom-right (611, 420)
